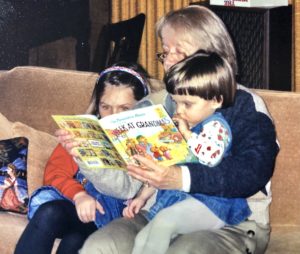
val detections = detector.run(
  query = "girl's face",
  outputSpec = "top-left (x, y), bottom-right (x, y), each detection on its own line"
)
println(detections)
top-left (171, 94), bottom-right (222, 128)
top-left (98, 84), bottom-right (137, 117)
top-left (160, 25), bottom-right (197, 71)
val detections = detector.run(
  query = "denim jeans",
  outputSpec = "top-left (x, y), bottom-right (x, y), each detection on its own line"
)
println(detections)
top-left (28, 171), bottom-right (126, 228)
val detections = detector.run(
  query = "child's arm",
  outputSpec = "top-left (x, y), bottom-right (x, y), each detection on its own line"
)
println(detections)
top-left (123, 184), bottom-right (156, 218)
top-left (187, 119), bottom-right (231, 167)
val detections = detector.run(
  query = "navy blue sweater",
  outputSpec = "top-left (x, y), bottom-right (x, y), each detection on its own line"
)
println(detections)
top-left (186, 89), bottom-right (279, 198)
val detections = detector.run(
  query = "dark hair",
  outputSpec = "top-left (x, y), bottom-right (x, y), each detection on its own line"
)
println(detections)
top-left (164, 50), bottom-right (236, 108)
top-left (90, 62), bottom-right (150, 116)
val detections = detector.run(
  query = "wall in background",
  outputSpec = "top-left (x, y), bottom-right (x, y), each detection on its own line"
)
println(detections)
top-left (29, 0), bottom-right (110, 71)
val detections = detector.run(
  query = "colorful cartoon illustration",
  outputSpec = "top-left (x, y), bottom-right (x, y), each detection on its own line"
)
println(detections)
top-left (159, 145), bottom-right (172, 160)
top-left (136, 135), bottom-right (153, 154)
top-left (150, 145), bottom-right (164, 161)
top-left (159, 124), bottom-right (183, 143)
top-left (125, 138), bottom-right (139, 157)
top-left (0, 163), bottom-right (27, 213)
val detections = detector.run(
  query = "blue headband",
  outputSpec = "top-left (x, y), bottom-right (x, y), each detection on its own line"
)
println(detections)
top-left (99, 66), bottom-right (149, 95)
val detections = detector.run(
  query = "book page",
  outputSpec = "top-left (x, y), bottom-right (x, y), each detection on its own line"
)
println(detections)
top-left (99, 105), bottom-right (197, 167)
top-left (52, 115), bottom-right (127, 171)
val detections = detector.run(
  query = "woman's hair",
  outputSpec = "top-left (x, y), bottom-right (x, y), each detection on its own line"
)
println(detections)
top-left (164, 50), bottom-right (236, 108)
top-left (156, 5), bottom-right (237, 75)
top-left (90, 62), bottom-right (150, 116)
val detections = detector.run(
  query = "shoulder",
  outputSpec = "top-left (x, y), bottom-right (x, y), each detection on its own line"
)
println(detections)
top-left (135, 89), bottom-right (176, 115)
top-left (219, 85), bottom-right (272, 124)
top-left (237, 85), bottom-right (272, 119)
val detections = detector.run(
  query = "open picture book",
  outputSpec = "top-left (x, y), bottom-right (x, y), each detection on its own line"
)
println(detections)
top-left (53, 104), bottom-right (197, 171)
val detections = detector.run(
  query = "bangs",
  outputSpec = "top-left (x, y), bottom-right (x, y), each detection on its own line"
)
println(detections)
top-left (172, 76), bottom-right (223, 102)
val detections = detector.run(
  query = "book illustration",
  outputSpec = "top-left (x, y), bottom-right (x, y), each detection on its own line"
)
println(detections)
top-left (53, 105), bottom-right (197, 171)
top-left (53, 115), bottom-right (127, 171)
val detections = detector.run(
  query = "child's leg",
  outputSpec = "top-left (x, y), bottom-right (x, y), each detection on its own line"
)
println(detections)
top-left (132, 197), bottom-right (225, 254)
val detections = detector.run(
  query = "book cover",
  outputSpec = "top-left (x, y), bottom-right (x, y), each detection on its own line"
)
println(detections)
top-left (53, 105), bottom-right (197, 170)
top-left (210, 0), bottom-right (288, 7)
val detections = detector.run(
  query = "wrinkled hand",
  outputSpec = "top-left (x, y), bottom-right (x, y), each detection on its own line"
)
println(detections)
top-left (55, 129), bottom-right (80, 156)
top-left (73, 191), bottom-right (105, 223)
top-left (127, 155), bottom-right (182, 190)
top-left (123, 198), bottom-right (146, 219)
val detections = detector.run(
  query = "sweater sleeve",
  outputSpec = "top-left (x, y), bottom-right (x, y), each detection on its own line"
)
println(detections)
top-left (44, 144), bottom-right (84, 200)
top-left (79, 167), bottom-right (143, 200)
top-left (184, 90), bottom-right (279, 198)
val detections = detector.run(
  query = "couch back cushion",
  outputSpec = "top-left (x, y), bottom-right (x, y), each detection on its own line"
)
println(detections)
top-left (0, 66), bottom-right (98, 135)
top-left (256, 90), bottom-right (300, 227)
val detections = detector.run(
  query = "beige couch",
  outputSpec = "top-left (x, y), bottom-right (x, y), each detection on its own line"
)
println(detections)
top-left (0, 66), bottom-right (299, 254)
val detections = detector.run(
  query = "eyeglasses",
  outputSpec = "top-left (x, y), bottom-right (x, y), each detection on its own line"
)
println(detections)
top-left (156, 52), bottom-right (167, 63)
top-left (156, 51), bottom-right (187, 64)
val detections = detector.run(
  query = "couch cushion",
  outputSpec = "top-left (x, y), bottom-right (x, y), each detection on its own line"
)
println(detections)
top-left (0, 212), bottom-right (28, 254)
top-left (0, 113), bottom-right (13, 139)
top-left (266, 226), bottom-right (300, 253)
top-left (0, 66), bottom-right (98, 135)
top-left (256, 90), bottom-right (300, 228)
top-left (12, 122), bottom-right (58, 196)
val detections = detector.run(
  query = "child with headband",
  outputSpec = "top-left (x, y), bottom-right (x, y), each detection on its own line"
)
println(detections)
top-left (124, 51), bottom-right (251, 254)
top-left (14, 62), bottom-right (150, 254)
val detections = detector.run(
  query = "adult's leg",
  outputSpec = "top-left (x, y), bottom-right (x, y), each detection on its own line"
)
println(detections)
top-left (80, 213), bottom-right (148, 254)
top-left (166, 220), bottom-right (270, 254)
top-left (14, 200), bottom-right (97, 254)
top-left (80, 210), bottom-right (269, 254)
top-left (132, 198), bottom-right (225, 254)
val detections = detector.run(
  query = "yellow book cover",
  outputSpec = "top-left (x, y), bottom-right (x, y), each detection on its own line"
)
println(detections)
top-left (52, 104), bottom-right (197, 171)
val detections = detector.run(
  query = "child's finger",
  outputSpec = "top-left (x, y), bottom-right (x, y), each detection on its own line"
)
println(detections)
top-left (96, 201), bottom-right (105, 215)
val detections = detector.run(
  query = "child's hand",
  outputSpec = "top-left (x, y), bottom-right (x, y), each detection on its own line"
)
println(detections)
top-left (123, 198), bottom-right (146, 219)
top-left (55, 129), bottom-right (80, 157)
top-left (73, 191), bottom-right (105, 223)
top-left (172, 114), bottom-right (192, 140)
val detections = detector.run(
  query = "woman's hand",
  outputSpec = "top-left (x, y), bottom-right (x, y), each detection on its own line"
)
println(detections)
top-left (55, 129), bottom-right (80, 156)
top-left (73, 191), bottom-right (105, 223)
top-left (127, 155), bottom-right (183, 190)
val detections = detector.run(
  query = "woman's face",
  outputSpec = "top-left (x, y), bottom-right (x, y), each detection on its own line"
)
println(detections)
top-left (160, 25), bottom-right (198, 71)
top-left (98, 84), bottom-right (137, 117)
